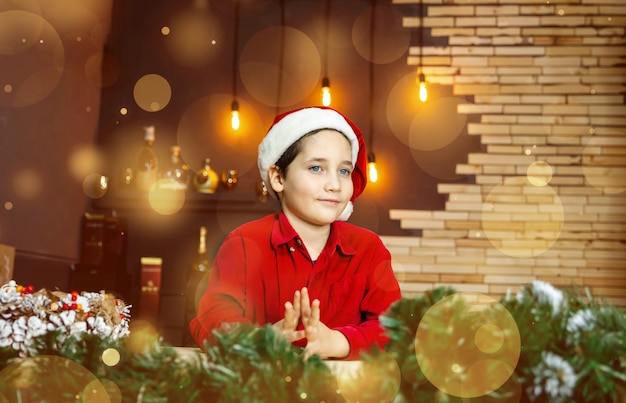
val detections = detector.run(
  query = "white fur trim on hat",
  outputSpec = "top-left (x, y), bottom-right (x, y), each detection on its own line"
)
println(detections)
top-left (258, 107), bottom-right (360, 220)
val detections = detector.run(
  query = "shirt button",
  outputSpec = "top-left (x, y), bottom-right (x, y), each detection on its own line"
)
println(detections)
top-left (289, 247), bottom-right (295, 252)
top-left (296, 238), bottom-right (302, 245)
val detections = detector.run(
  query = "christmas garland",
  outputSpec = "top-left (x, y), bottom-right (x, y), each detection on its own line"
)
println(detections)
top-left (0, 281), bottom-right (624, 402)
top-left (0, 281), bottom-right (130, 357)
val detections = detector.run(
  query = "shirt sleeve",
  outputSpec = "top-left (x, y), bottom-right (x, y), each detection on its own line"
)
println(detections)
top-left (333, 240), bottom-right (401, 360)
top-left (189, 232), bottom-right (250, 348)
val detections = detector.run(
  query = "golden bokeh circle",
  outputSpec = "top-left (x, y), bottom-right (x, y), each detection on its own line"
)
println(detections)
top-left (582, 137), bottom-right (625, 194)
top-left (240, 26), bottom-right (320, 107)
top-left (68, 145), bottom-right (104, 181)
top-left (386, 73), bottom-right (467, 152)
top-left (92, 378), bottom-right (122, 403)
top-left (408, 96), bottom-right (468, 152)
top-left (84, 51), bottom-right (120, 88)
top-left (38, 1), bottom-right (101, 42)
top-left (12, 168), bottom-right (43, 200)
top-left (336, 353), bottom-right (401, 403)
top-left (163, 8), bottom-right (222, 68)
top-left (147, 183), bottom-right (186, 215)
top-left (102, 348), bottom-right (121, 367)
top-left (415, 293), bottom-right (521, 398)
top-left (527, 161), bottom-right (553, 187)
top-left (0, 10), bottom-right (64, 107)
top-left (475, 324), bottom-right (505, 354)
top-left (126, 320), bottom-right (160, 354)
top-left (482, 176), bottom-right (564, 258)
top-left (0, 355), bottom-right (110, 402)
top-left (352, 4), bottom-right (410, 64)
top-left (133, 73), bottom-right (171, 112)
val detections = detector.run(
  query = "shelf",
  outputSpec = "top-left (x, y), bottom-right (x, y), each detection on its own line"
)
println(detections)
top-left (92, 187), bottom-right (278, 214)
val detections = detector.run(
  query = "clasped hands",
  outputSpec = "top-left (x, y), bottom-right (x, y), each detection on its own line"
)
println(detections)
top-left (273, 287), bottom-right (349, 360)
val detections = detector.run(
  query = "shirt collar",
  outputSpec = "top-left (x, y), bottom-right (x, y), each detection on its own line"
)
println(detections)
top-left (270, 212), bottom-right (356, 256)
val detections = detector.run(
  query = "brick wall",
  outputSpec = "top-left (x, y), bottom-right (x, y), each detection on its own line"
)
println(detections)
top-left (388, 0), bottom-right (626, 307)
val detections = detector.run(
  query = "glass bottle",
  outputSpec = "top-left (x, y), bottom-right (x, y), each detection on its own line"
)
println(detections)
top-left (161, 145), bottom-right (190, 190)
top-left (185, 225), bottom-right (210, 345)
top-left (189, 226), bottom-right (209, 274)
top-left (134, 126), bottom-right (158, 192)
top-left (193, 158), bottom-right (219, 194)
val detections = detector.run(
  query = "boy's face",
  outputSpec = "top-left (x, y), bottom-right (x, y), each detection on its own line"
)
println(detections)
top-left (269, 129), bottom-right (354, 228)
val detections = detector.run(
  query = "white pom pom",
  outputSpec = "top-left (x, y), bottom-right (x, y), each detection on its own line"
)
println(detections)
top-left (337, 201), bottom-right (353, 222)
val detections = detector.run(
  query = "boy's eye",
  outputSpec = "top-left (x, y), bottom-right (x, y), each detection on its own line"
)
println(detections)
top-left (309, 166), bottom-right (321, 172)
top-left (339, 168), bottom-right (351, 176)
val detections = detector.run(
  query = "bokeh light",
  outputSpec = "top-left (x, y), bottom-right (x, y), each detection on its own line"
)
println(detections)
top-left (415, 293), bottom-right (521, 398)
top-left (163, 7), bottom-right (222, 68)
top-left (308, 2), bottom-right (357, 52)
top-left (68, 145), bottom-right (105, 181)
top-left (85, 52), bottom-right (120, 88)
top-left (240, 26), bottom-right (320, 107)
top-left (0, 1), bottom-right (42, 14)
top-left (582, 137), bottom-right (626, 194)
top-left (410, 134), bottom-right (477, 181)
top-left (0, 355), bottom-right (110, 402)
top-left (386, 73), bottom-right (467, 152)
top-left (38, 1), bottom-right (100, 42)
top-left (98, 379), bottom-right (122, 403)
top-left (133, 74), bottom-right (171, 112)
top-left (101, 348), bottom-right (121, 367)
top-left (408, 96), bottom-right (468, 151)
top-left (0, 10), bottom-right (64, 107)
top-left (527, 161), bottom-right (553, 187)
top-left (352, 4), bottom-right (410, 64)
top-left (474, 324), bottom-right (505, 354)
top-left (335, 353), bottom-right (401, 403)
top-left (12, 168), bottom-right (43, 200)
top-left (147, 183), bottom-right (186, 215)
top-left (126, 320), bottom-right (160, 354)
top-left (482, 176), bottom-right (564, 258)
top-left (82, 173), bottom-right (109, 199)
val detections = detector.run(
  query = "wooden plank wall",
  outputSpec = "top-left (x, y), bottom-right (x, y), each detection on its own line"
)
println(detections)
top-left (387, 0), bottom-right (626, 307)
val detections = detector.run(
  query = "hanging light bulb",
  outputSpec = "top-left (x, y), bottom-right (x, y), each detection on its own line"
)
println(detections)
top-left (231, 100), bottom-right (240, 131)
top-left (367, 153), bottom-right (378, 183)
top-left (321, 77), bottom-right (331, 106)
top-left (418, 72), bottom-right (428, 102)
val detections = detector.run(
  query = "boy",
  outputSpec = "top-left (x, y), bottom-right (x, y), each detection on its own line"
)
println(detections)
top-left (190, 106), bottom-right (401, 360)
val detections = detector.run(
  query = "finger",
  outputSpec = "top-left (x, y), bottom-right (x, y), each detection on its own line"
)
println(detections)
top-left (292, 290), bottom-right (301, 321)
top-left (305, 321), bottom-right (318, 341)
top-left (291, 329), bottom-right (306, 341)
top-left (300, 287), bottom-right (311, 321)
top-left (310, 299), bottom-right (320, 324)
top-left (272, 319), bottom-right (284, 331)
top-left (303, 345), bottom-right (313, 360)
top-left (284, 301), bottom-right (296, 330)
top-left (305, 299), bottom-right (321, 341)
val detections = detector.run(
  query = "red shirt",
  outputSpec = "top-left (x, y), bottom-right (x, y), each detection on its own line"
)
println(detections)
top-left (190, 212), bottom-right (401, 360)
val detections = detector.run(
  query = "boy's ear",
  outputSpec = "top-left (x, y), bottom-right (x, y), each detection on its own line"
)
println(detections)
top-left (268, 165), bottom-right (284, 195)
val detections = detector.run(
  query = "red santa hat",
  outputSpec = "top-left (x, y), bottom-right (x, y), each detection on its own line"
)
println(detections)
top-left (258, 106), bottom-right (367, 221)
